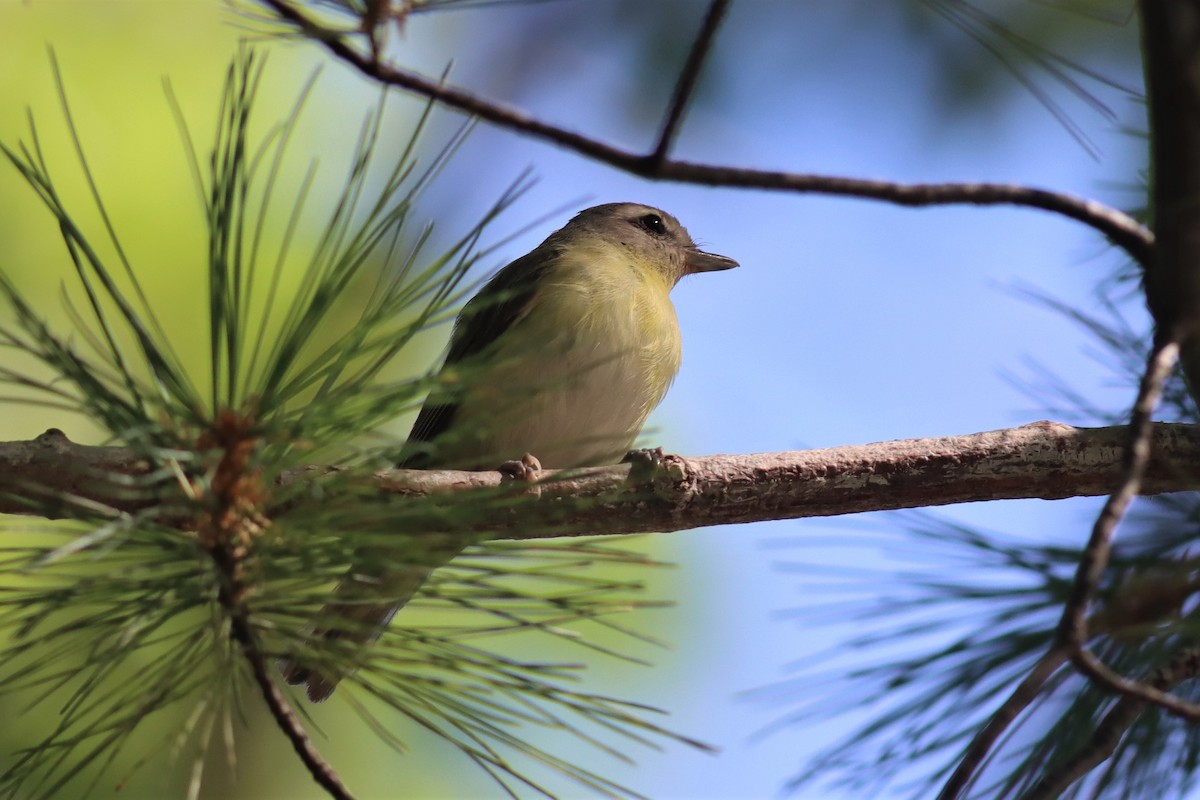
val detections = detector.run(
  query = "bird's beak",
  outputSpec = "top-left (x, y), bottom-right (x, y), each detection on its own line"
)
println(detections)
top-left (684, 249), bottom-right (739, 275)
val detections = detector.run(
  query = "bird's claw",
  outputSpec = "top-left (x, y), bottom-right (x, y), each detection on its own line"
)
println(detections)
top-left (622, 447), bottom-right (665, 484)
top-left (500, 453), bottom-right (542, 490)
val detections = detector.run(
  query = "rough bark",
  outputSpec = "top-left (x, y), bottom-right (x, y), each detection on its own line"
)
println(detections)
top-left (2, 421), bottom-right (1199, 539)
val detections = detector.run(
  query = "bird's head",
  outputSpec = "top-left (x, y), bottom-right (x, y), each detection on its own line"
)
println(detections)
top-left (556, 202), bottom-right (738, 286)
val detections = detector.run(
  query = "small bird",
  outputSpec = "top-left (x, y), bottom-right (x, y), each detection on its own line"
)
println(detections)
top-left (282, 202), bottom-right (737, 701)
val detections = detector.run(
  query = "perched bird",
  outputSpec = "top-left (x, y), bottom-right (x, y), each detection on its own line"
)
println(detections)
top-left (282, 202), bottom-right (737, 701)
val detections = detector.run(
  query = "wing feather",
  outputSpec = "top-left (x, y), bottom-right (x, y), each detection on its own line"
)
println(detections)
top-left (400, 246), bottom-right (557, 467)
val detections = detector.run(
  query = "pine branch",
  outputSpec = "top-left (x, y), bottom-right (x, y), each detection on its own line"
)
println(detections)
top-left (4, 421), bottom-right (1200, 536)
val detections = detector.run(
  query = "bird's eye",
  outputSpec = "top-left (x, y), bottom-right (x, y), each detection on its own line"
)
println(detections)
top-left (637, 213), bottom-right (667, 236)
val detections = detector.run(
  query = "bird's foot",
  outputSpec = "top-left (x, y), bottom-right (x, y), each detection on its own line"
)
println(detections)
top-left (622, 447), bottom-right (665, 484)
top-left (500, 453), bottom-right (543, 497)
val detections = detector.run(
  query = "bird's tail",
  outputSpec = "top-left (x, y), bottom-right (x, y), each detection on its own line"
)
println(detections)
top-left (280, 541), bottom-right (462, 702)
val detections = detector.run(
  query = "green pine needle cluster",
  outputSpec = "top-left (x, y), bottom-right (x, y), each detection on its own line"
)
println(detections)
top-left (0, 50), bottom-right (695, 799)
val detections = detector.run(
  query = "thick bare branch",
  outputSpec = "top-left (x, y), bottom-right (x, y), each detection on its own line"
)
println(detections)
top-left (4, 421), bottom-right (1200, 536)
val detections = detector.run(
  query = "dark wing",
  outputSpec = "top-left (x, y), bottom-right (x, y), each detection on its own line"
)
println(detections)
top-left (399, 247), bottom-right (557, 467)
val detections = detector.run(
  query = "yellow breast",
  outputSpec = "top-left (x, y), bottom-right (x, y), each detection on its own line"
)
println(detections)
top-left (449, 243), bottom-right (683, 468)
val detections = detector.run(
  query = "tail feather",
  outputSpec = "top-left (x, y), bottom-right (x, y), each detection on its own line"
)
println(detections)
top-left (280, 544), bottom-right (461, 702)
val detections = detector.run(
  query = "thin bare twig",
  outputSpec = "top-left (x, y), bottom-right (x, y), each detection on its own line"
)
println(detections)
top-left (937, 648), bottom-right (1071, 800)
top-left (1060, 340), bottom-right (1179, 648)
top-left (227, 584), bottom-right (354, 800)
top-left (1021, 646), bottom-right (1200, 800)
top-left (1070, 646), bottom-right (1200, 721)
top-left (1053, 339), bottom-right (1200, 721)
top-left (942, 338), bottom-right (1188, 800)
top-left (254, 0), bottom-right (1155, 267)
top-left (938, 558), bottom-right (1200, 800)
top-left (650, 0), bottom-right (732, 165)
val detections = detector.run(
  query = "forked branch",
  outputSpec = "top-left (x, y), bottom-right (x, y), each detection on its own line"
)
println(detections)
top-left (254, 0), bottom-right (1154, 267)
